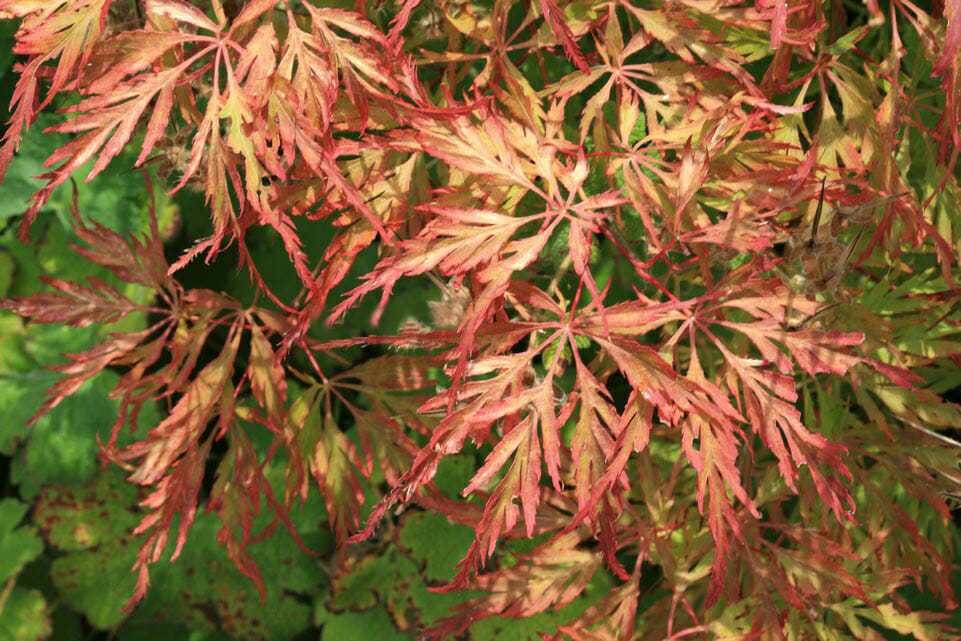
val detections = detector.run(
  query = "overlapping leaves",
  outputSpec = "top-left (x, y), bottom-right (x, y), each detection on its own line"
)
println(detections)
top-left (2, 1), bottom-right (961, 640)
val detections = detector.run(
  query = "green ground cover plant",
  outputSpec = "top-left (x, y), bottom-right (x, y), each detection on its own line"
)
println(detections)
top-left (1, 0), bottom-right (961, 639)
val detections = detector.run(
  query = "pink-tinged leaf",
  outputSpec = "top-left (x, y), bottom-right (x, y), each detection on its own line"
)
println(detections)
top-left (399, 109), bottom-right (540, 191)
top-left (446, 435), bottom-right (545, 586)
top-left (168, 118), bottom-right (249, 278)
top-left (556, 572), bottom-right (641, 641)
top-left (468, 413), bottom-right (542, 533)
top-left (934, 0), bottom-right (961, 76)
top-left (119, 325), bottom-right (242, 486)
top-left (628, 6), bottom-right (759, 90)
top-left (578, 77), bottom-right (615, 141)
top-left (769, 0), bottom-right (788, 49)
top-left (593, 336), bottom-right (743, 427)
top-left (67, 183), bottom-right (172, 288)
top-left (674, 138), bottom-right (709, 234)
top-left (579, 298), bottom-right (696, 336)
top-left (246, 320), bottom-right (287, 430)
top-left (568, 222), bottom-right (592, 276)
top-left (126, 435), bottom-right (212, 610)
top-left (537, 0), bottom-right (590, 73)
top-left (681, 200), bottom-right (779, 252)
top-left (425, 531), bottom-right (601, 639)
top-left (28, 330), bottom-right (151, 425)
top-left (288, 386), bottom-right (366, 549)
top-left (350, 348), bottom-right (536, 543)
top-left (781, 329), bottom-right (864, 376)
top-left (0, 0), bottom-right (114, 185)
top-left (506, 280), bottom-right (566, 317)
top-left (715, 341), bottom-right (856, 521)
top-left (316, 424), bottom-right (366, 538)
top-left (208, 424), bottom-right (268, 602)
top-left (341, 354), bottom-right (442, 391)
top-left (308, 6), bottom-right (388, 44)
top-left (716, 319), bottom-right (795, 374)
top-left (305, 5), bottom-right (396, 99)
top-left (864, 358), bottom-right (925, 388)
top-left (755, 98), bottom-right (814, 115)
top-left (330, 208), bottom-right (530, 322)
top-left (386, 0), bottom-right (421, 48)
top-left (136, 80), bottom-right (176, 167)
top-left (18, 57), bottom-right (199, 236)
top-left (16, 0), bottom-right (110, 106)
top-left (89, 30), bottom-right (196, 95)
top-left (565, 393), bottom-right (652, 531)
top-left (0, 57), bottom-right (42, 183)
top-left (570, 356), bottom-right (618, 513)
top-left (687, 412), bottom-right (754, 607)
top-left (207, 421), bottom-right (313, 605)
top-left (234, 24), bottom-right (278, 112)
top-left (144, 0), bottom-right (220, 33)
top-left (228, 0), bottom-right (278, 32)
top-left (534, 368), bottom-right (564, 490)
top-left (350, 407), bottom-right (420, 486)
top-left (4, 276), bottom-right (139, 327)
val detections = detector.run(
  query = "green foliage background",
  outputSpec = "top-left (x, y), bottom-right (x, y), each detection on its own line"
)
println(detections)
top-left (1, 2), bottom-right (961, 640)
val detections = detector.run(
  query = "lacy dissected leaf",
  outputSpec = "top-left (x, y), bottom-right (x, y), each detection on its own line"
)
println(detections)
top-left (2, 0), bottom-right (961, 638)
top-left (2, 183), bottom-right (174, 424)
top-left (207, 420), bottom-right (295, 604)
top-left (536, 0), bottom-right (589, 73)
top-left (12, 33), bottom-right (198, 235)
top-left (0, 0), bottom-right (111, 180)
top-left (427, 530), bottom-right (601, 639)
top-left (116, 323), bottom-right (241, 604)
top-left (555, 570), bottom-right (644, 641)
top-left (3, 187), bottom-right (315, 610)
top-left (287, 382), bottom-right (366, 551)
top-left (346, 336), bottom-right (552, 546)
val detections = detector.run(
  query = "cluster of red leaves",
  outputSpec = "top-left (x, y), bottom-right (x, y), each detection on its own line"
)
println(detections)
top-left (3, 0), bottom-right (961, 638)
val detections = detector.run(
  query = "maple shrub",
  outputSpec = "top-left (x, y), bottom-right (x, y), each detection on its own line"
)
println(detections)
top-left (2, 0), bottom-right (961, 638)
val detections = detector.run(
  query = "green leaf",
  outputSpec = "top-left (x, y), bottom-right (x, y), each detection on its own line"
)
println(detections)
top-left (331, 547), bottom-right (418, 611)
top-left (117, 622), bottom-right (237, 641)
top-left (0, 368), bottom-right (58, 456)
top-left (408, 579), bottom-right (477, 626)
top-left (0, 105), bottom-right (176, 237)
top-left (34, 474), bottom-right (142, 551)
top-left (318, 607), bottom-right (411, 641)
top-left (397, 512), bottom-right (475, 582)
top-left (827, 25), bottom-right (870, 56)
top-left (10, 370), bottom-right (156, 496)
top-left (0, 499), bottom-right (44, 584)
top-left (135, 506), bottom-right (319, 641)
top-left (0, 250), bottom-right (13, 298)
top-left (49, 542), bottom-right (139, 629)
top-left (35, 472), bottom-right (321, 639)
top-left (34, 474), bottom-right (142, 629)
top-left (0, 114), bottom-right (71, 224)
top-left (0, 588), bottom-right (51, 641)
top-left (432, 454), bottom-right (476, 501)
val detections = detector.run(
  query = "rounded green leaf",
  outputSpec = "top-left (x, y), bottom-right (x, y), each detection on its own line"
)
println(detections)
top-left (0, 588), bottom-right (51, 641)
top-left (0, 499), bottom-right (44, 584)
